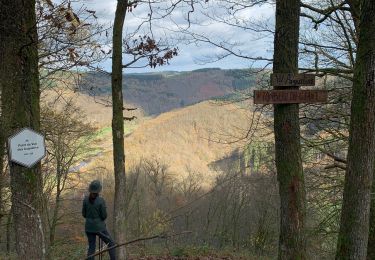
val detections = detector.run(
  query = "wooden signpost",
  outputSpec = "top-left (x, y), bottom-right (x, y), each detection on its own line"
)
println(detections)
top-left (254, 89), bottom-right (328, 104)
top-left (254, 73), bottom-right (328, 104)
top-left (271, 73), bottom-right (315, 86)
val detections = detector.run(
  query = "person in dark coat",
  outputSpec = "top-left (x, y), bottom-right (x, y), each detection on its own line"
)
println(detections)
top-left (82, 180), bottom-right (116, 260)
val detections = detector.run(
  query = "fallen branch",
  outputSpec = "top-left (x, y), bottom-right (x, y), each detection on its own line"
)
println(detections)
top-left (324, 162), bottom-right (346, 170)
top-left (85, 231), bottom-right (192, 259)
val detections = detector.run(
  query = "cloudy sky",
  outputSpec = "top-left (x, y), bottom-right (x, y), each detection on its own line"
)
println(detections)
top-left (83, 0), bottom-right (276, 72)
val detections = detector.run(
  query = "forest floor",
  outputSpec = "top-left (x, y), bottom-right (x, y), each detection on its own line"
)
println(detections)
top-left (128, 257), bottom-right (247, 259)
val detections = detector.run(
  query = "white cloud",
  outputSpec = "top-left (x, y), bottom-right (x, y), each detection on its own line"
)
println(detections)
top-left (84, 0), bottom-right (275, 72)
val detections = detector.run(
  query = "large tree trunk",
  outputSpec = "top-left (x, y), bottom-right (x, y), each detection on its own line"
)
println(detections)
top-left (272, 0), bottom-right (306, 259)
top-left (0, 94), bottom-right (5, 240)
top-left (112, 0), bottom-right (128, 259)
top-left (365, 3), bottom-right (375, 259)
top-left (336, 0), bottom-right (375, 259)
top-left (0, 0), bottom-right (45, 259)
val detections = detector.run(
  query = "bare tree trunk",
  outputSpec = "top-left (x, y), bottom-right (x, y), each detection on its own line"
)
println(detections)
top-left (49, 184), bottom-right (62, 248)
top-left (272, 0), bottom-right (306, 259)
top-left (0, 7), bottom-right (6, 245)
top-left (366, 3), bottom-right (375, 258)
top-left (0, 109), bottom-right (5, 238)
top-left (336, 0), bottom-right (375, 259)
top-left (112, 1), bottom-right (128, 259)
top-left (0, 0), bottom-right (45, 258)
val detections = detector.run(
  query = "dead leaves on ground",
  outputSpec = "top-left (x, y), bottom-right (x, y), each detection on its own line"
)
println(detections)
top-left (128, 256), bottom-right (246, 260)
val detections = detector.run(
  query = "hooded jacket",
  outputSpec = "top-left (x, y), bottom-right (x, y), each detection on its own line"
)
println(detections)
top-left (82, 195), bottom-right (107, 233)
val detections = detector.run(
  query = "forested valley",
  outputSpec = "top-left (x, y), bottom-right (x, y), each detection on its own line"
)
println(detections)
top-left (1, 0), bottom-right (375, 259)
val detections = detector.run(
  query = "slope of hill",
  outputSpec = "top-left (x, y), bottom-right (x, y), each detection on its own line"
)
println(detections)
top-left (85, 100), bottom-right (253, 186)
top-left (41, 87), bottom-right (145, 127)
top-left (79, 68), bottom-right (258, 115)
top-left (42, 69), bottom-right (259, 186)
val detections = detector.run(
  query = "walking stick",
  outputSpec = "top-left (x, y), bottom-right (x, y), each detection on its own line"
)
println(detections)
top-left (98, 236), bottom-right (103, 260)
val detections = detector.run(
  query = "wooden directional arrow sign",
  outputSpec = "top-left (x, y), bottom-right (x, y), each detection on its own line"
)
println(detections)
top-left (254, 90), bottom-right (328, 104)
top-left (253, 73), bottom-right (328, 104)
top-left (271, 73), bottom-right (315, 86)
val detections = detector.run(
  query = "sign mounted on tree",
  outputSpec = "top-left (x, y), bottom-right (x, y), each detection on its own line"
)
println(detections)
top-left (254, 73), bottom-right (328, 104)
top-left (271, 73), bottom-right (315, 86)
top-left (8, 128), bottom-right (46, 168)
top-left (254, 89), bottom-right (328, 104)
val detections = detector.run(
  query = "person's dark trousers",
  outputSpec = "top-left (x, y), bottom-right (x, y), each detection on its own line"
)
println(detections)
top-left (86, 230), bottom-right (116, 260)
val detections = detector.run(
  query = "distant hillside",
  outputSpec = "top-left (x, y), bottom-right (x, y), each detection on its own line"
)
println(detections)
top-left (42, 87), bottom-right (258, 186)
top-left (79, 68), bottom-right (258, 115)
top-left (84, 100), bottom-right (257, 186)
top-left (42, 69), bottom-right (265, 186)
top-left (41, 87), bottom-right (145, 127)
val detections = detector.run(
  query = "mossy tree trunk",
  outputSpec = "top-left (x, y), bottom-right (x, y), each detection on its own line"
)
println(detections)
top-left (336, 0), bottom-right (375, 259)
top-left (0, 88), bottom-right (5, 238)
top-left (272, 0), bottom-right (306, 259)
top-left (0, 0), bottom-right (45, 258)
top-left (112, 0), bottom-right (128, 259)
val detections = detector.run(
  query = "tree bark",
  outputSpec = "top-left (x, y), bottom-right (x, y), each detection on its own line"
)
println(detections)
top-left (368, 178), bottom-right (375, 259)
top-left (273, 0), bottom-right (306, 259)
top-left (112, 1), bottom-right (128, 259)
top-left (6, 210), bottom-right (12, 254)
top-left (0, 0), bottom-right (45, 258)
top-left (0, 94), bottom-right (5, 239)
top-left (336, 0), bottom-right (375, 259)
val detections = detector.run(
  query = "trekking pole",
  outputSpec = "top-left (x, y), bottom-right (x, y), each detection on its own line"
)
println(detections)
top-left (98, 237), bottom-right (103, 260)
